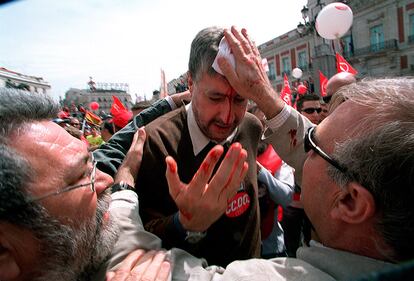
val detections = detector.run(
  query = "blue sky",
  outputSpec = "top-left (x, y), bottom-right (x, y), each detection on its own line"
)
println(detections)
top-left (0, 0), bottom-right (306, 101)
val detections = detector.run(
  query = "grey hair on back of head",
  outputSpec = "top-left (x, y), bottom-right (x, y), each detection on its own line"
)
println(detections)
top-left (327, 77), bottom-right (414, 262)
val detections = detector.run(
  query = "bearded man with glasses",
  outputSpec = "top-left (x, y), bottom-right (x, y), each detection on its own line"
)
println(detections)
top-left (0, 88), bottom-right (170, 281)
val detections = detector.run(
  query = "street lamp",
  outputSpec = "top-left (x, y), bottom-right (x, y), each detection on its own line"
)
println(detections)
top-left (301, 5), bottom-right (309, 20)
top-left (297, 0), bottom-right (331, 36)
top-left (296, 5), bottom-right (314, 36)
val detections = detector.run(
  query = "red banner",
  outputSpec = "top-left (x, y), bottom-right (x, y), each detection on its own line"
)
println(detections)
top-left (319, 71), bottom-right (328, 97)
top-left (280, 73), bottom-right (292, 106)
top-left (336, 52), bottom-right (358, 75)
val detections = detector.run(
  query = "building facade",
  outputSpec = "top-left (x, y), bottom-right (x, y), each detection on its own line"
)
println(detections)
top-left (258, 0), bottom-right (414, 95)
top-left (63, 80), bottom-right (132, 114)
top-left (0, 67), bottom-right (51, 94)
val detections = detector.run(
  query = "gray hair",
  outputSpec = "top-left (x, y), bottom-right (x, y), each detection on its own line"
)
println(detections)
top-left (327, 77), bottom-right (414, 261)
top-left (0, 88), bottom-right (58, 220)
top-left (0, 88), bottom-right (118, 279)
top-left (188, 26), bottom-right (224, 82)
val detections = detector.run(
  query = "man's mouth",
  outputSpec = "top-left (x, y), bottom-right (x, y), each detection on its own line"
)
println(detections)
top-left (214, 123), bottom-right (232, 129)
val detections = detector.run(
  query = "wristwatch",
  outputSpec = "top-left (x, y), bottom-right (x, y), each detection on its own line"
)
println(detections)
top-left (185, 231), bottom-right (207, 244)
top-left (111, 181), bottom-right (134, 193)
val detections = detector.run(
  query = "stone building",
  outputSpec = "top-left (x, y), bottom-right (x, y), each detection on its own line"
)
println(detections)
top-left (0, 67), bottom-right (51, 94)
top-left (63, 78), bottom-right (132, 114)
top-left (258, 0), bottom-right (414, 95)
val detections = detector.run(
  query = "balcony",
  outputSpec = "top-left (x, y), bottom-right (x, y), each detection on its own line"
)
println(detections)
top-left (353, 39), bottom-right (398, 57)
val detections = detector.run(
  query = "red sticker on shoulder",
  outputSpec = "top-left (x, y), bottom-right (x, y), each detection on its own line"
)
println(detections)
top-left (225, 191), bottom-right (251, 218)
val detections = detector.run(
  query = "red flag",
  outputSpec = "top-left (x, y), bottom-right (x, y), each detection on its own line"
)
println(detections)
top-left (336, 52), bottom-right (358, 75)
top-left (280, 73), bottom-right (292, 107)
top-left (111, 96), bottom-right (127, 116)
top-left (319, 71), bottom-right (328, 97)
top-left (257, 145), bottom-right (283, 175)
top-left (110, 96), bottom-right (132, 129)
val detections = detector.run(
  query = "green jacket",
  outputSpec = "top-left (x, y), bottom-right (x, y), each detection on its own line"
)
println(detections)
top-left (94, 98), bottom-right (172, 176)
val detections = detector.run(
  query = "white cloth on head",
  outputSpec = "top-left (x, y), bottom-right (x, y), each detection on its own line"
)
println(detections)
top-left (212, 37), bottom-right (236, 75)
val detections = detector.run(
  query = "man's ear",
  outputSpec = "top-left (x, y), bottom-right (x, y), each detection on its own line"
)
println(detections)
top-left (0, 227), bottom-right (21, 280)
top-left (187, 72), bottom-right (194, 94)
top-left (331, 182), bottom-right (376, 224)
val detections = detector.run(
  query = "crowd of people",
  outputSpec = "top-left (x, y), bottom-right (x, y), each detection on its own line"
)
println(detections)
top-left (0, 26), bottom-right (413, 281)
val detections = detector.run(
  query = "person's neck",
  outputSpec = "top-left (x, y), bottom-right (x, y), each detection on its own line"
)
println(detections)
top-left (323, 223), bottom-right (395, 262)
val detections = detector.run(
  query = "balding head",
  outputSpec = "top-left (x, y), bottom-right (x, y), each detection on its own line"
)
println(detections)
top-left (326, 72), bottom-right (356, 97)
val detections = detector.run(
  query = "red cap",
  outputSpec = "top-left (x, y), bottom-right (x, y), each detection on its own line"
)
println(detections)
top-left (57, 110), bottom-right (70, 119)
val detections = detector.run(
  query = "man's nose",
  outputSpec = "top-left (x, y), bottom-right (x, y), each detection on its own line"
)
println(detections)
top-left (94, 169), bottom-right (114, 195)
top-left (218, 101), bottom-right (235, 124)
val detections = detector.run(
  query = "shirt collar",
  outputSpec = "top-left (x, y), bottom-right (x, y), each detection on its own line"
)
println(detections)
top-left (186, 102), bottom-right (237, 156)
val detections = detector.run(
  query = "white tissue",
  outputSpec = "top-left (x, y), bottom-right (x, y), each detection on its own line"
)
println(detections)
top-left (212, 37), bottom-right (269, 74)
top-left (212, 37), bottom-right (235, 75)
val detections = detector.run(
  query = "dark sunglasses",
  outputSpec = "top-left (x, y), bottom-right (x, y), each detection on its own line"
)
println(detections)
top-left (304, 127), bottom-right (347, 174)
top-left (302, 108), bottom-right (322, 114)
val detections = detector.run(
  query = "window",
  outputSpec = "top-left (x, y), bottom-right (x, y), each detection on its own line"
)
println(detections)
top-left (282, 57), bottom-right (291, 75)
top-left (370, 24), bottom-right (384, 52)
top-left (267, 61), bottom-right (276, 80)
top-left (298, 51), bottom-right (307, 70)
top-left (342, 35), bottom-right (353, 56)
top-left (409, 14), bottom-right (414, 43)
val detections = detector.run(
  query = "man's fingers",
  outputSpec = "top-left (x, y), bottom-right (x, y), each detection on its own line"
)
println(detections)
top-left (125, 250), bottom-right (156, 280)
top-left (155, 261), bottom-right (171, 281)
top-left (217, 56), bottom-right (238, 86)
top-left (139, 251), bottom-right (170, 281)
top-left (105, 250), bottom-right (169, 281)
top-left (223, 28), bottom-right (245, 59)
top-left (128, 127), bottom-right (146, 152)
top-left (106, 249), bottom-right (146, 281)
top-left (190, 145), bottom-right (223, 197)
top-left (208, 143), bottom-right (243, 194)
top-left (223, 160), bottom-right (249, 201)
top-left (230, 26), bottom-right (252, 54)
top-left (241, 28), bottom-right (261, 58)
top-left (165, 156), bottom-right (183, 200)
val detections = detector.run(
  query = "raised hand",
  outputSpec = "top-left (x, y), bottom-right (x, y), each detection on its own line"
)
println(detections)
top-left (113, 127), bottom-right (146, 187)
top-left (218, 26), bottom-right (283, 119)
top-left (165, 143), bottom-right (248, 232)
top-left (170, 89), bottom-right (191, 107)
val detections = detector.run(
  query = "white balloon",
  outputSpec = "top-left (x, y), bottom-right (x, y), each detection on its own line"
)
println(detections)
top-left (316, 2), bottom-right (353, 40)
top-left (292, 68), bottom-right (303, 79)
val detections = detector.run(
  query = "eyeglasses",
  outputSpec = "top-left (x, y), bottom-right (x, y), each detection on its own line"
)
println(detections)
top-left (304, 127), bottom-right (347, 173)
top-left (302, 107), bottom-right (322, 114)
top-left (27, 154), bottom-right (97, 203)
